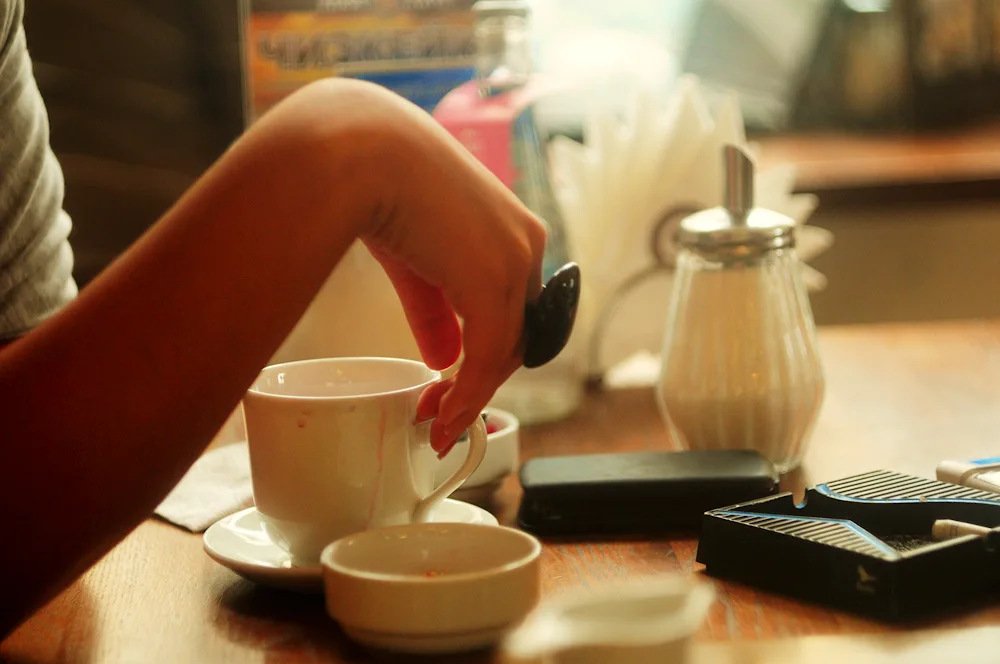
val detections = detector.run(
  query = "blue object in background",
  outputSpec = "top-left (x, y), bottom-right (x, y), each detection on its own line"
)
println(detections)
top-left (351, 67), bottom-right (477, 113)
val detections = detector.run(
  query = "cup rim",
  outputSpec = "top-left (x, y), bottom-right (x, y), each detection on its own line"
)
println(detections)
top-left (448, 408), bottom-right (519, 447)
top-left (247, 356), bottom-right (441, 402)
top-left (485, 408), bottom-right (519, 438)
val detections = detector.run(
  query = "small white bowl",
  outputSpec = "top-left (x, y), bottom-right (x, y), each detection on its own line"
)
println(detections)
top-left (436, 408), bottom-right (519, 501)
top-left (321, 523), bottom-right (542, 655)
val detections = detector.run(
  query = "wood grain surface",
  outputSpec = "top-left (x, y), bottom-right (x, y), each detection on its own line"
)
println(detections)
top-left (755, 123), bottom-right (1000, 193)
top-left (5, 320), bottom-right (1000, 663)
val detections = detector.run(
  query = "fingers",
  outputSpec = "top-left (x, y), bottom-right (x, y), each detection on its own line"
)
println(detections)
top-left (416, 376), bottom-right (471, 456)
top-left (415, 377), bottom-right (453, 424)
top-left (433, 287), bottom-right (524, 447)
top-left (432, 216), bottom-right (546, 445)
top-left (369, 247), bottom-right (462, 370)
top-left (525, 255), bottom-right (544, 302)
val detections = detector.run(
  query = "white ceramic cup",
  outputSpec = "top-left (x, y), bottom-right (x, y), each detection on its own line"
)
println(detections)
top-left (242, 357), bottom-right (487, 564)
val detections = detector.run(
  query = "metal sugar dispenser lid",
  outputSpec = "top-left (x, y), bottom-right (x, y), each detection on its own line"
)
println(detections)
top-left (677, 145), bottom-right (796, 261)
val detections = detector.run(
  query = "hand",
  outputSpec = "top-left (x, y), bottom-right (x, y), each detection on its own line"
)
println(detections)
top-left (354, 85), bottom-right (548, 454)
top-left (0, 75), bottom-right (544, 632)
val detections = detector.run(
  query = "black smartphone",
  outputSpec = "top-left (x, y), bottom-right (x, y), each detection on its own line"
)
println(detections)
top-left (517, 449), bottom-right (779, 537)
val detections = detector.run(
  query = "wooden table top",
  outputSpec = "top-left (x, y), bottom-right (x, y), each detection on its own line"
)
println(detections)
top-left (755, 122), bottom-right (1000, 193)
top-left (4, 319), bottom-right (1000, 663)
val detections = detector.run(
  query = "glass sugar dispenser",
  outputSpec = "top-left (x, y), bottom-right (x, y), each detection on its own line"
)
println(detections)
top-left (656, 145), bottom-right (825, 474)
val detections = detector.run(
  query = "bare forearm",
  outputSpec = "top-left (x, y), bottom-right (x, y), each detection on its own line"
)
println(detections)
top-left (0, 80), bottom-right (396, 633)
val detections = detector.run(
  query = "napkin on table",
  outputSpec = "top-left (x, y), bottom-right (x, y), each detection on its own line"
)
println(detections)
top-left (154, 441), bottom-right (253, 533)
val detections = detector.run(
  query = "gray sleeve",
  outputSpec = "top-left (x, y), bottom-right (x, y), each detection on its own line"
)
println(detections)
top-left (0, 0), bottom-right (78, 340)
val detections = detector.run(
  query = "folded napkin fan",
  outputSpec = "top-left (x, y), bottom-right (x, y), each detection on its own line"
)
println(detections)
top-left (155, 442), bottom-right (253, 532)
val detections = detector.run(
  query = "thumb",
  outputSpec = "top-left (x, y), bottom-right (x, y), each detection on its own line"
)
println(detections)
top-left (367, 246), bottom-right (462, 370)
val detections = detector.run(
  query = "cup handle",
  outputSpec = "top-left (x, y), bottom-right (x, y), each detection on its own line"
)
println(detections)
top-left (412, 416), bottom-right (488, 523)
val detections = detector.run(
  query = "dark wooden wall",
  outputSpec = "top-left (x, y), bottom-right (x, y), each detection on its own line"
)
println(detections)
top-left (21, 0), bottom-right (244, 286)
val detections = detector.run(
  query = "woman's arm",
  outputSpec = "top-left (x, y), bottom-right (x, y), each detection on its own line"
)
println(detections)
top-left (0, 79), bottom-right (545, 635)
top-left (0, 81), bottom-right (383, 634)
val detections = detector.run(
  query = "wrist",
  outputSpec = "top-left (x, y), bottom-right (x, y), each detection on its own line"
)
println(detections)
top-left (256, 78), bottom-right (406, 238)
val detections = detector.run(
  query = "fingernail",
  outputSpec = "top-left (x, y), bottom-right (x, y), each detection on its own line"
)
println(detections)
top-left (438, 408), bottom-right (472, 435)
top-left (417, 378), bottom-right (454, 424)
top-left (437, 439), bottom-right (457, 460)
top-left (430, 420), bottom-right (451, 452)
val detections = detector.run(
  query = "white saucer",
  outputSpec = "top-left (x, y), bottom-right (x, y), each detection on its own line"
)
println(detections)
top-left (203, 500), bottom-right (499, 593)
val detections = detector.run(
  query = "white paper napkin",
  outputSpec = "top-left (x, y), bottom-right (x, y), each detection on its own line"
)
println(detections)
top-left (155, 442), bottom-right (253, 533)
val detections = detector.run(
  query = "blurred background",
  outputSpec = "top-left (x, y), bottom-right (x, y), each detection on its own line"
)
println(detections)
top-left (21, 0), bottom-right (1000, 326)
